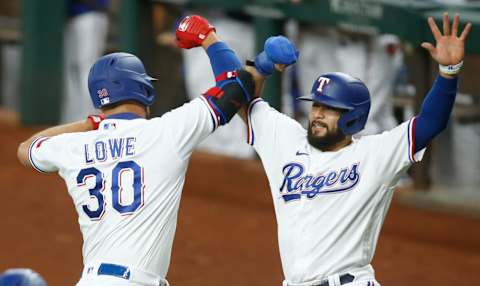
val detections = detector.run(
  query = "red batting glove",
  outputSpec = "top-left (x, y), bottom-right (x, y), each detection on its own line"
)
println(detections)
top-left (87, 114), bottom-right (105, 130)
top-left (175, 15), bottom-right (216, 49)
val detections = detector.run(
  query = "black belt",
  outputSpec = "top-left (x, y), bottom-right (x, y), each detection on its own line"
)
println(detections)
top-left (315, 274), bottom-right (355, 286)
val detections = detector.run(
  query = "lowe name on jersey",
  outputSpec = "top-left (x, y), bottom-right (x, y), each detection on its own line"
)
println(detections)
top-left (84, 137), bottom-right (136, 164)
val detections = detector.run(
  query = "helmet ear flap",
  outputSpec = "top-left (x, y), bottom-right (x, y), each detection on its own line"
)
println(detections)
top-left (141, 84), bottom-right (152, 98)
top-left (345, 118), bottom-right (357, 128)
top-left (338, 104), bottom-right (370, 135)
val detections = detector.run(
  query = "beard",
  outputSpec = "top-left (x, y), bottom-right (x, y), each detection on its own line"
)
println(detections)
top-left (307, 122), bottom-right (346, 151)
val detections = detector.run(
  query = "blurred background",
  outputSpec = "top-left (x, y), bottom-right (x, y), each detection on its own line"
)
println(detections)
top-left (0, 0), bottom-right (479, 286)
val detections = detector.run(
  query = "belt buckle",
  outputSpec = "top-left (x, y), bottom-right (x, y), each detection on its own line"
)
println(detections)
top-left (339, 273), bottom-right (354, 284)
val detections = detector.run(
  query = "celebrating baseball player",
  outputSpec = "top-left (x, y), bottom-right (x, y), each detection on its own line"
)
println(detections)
top-left (180, 13), bottom-right (472, 286)
top-left (246, 13), bottom-right (470, 286)
top-left (16, 16), bottom-right (255, 286)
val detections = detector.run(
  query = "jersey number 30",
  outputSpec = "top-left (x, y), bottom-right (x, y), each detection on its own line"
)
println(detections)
top-left (76, 160), bottom-right (144, 220)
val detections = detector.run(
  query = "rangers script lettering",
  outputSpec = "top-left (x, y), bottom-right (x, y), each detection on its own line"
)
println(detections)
top-left (279, 163), bottom-right (360, 202)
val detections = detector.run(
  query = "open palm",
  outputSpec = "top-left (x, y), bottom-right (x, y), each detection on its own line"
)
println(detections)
top-left (421, 13), bottom-right (472, 66)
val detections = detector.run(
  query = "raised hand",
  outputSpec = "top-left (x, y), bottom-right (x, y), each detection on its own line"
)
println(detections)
top-left (421, 12), bottom-right (472, 66)
top-left (254, 36), bottom-right (299, 76)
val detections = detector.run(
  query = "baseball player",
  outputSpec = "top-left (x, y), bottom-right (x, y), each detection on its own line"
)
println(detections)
top-left (240, 13), bottom-right (469, 286)
top-left (17, 16), bottom-right (255, 286)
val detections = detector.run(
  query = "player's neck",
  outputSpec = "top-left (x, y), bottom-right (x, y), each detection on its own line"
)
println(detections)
top-left (319, 136), bottom-right (353, 152)
top-left (102, 102), bottom-right (148, 118)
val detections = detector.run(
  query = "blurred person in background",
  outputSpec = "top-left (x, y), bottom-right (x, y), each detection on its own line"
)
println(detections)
top-left (61, 0), bottom-right (110, 123)
top-left (0, 1), bottom-right (20, 124)
top-left (150, 1), bottom-right (187, 117)
top-left (361, 34), bottom-right (404, 135)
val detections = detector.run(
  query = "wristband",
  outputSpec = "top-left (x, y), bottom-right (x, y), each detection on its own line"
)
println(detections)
top-left (439, 61), bottom-right (463, 75)
top-left (87, 114), bottom-right (105, 130)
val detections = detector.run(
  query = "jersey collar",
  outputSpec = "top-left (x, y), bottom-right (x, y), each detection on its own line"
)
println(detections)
top-left (105, 112), bottom-right (143, 120)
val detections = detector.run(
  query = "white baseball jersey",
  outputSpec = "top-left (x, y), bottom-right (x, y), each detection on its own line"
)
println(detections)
top-left (246, 98), bottom-right (425, 284)
top-left (28, 97), bottom-right (220, 281)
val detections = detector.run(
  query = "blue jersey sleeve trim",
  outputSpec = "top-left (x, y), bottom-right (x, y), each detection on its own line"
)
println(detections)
top-left (407, 117), bottom-right (417, 164)
top-left (247, 98), bottom-right (264, 146)
top-left (207, 97), bottom-right (227, 125)
top-left (199, 96), bottom-right (219, 132)
top-left (28, 137), bottom-right (49, 173)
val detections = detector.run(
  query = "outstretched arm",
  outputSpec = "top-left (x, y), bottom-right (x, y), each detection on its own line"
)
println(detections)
top-left (200, 36), bottom-right (267, 122)
top-left (198, 24), bottom-right (267, 102)
top-left (176, 15), bottom-right (298, 124)
top-left (203, 35), bottom-right (297, 123)
top-left (176, 15), bottom-right (255, 126)
top-left (413, 13), bottom-right (471, 153)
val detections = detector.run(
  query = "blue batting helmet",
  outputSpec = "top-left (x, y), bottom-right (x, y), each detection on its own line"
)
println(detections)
top-left (0, 269), bottom-right (47, 286)
top-left (298, 72), bottom-right (371, 135)
top-left (88, 52), bottom-right (157, 109)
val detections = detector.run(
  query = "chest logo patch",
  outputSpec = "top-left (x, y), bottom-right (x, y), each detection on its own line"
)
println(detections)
top-left (279, 162), bottom-right (360, 202)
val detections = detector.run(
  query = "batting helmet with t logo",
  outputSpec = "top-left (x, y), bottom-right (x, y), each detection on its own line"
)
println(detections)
top-left (298, 72), bottom-right (371, 135)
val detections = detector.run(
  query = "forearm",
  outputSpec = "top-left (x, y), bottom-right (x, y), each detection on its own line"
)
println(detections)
top-left (201, 33), bottom-right (267, 124)
top-left (237, 66), bottom-right (267, 123)
top-left (245, 65), bottom-right (266, 99)
top-left (413, 74), bottom-right (458, 152)
top-left (17, 120), bottom-right (93, 167)
top-left (203, 34), bottom-right (242, 86)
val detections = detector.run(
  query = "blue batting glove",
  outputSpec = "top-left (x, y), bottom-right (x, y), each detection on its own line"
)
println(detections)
top-left (255, 35), bottom-right (299, 76)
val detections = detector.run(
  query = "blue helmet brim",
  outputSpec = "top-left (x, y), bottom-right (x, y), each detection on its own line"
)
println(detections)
top-left (145, 75), bottom-right (157, 82)
top-left (297, 95), bottom-right (354, 111)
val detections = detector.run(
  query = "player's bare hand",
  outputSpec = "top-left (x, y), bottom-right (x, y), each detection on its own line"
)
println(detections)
top-left (421, 12), bottom-right (471, 65)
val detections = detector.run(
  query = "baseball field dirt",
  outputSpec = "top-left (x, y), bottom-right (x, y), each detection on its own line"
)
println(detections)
top-left (1, 123), bottom-right (479, 286)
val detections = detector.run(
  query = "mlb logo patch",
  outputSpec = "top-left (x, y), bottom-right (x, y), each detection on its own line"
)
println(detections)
top-left (104, 123), bottom-right (116, 130)
top-left (101, 97), bottom-right (110, 105)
